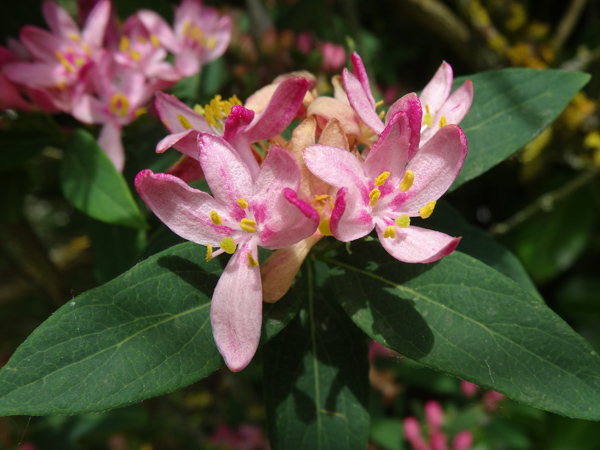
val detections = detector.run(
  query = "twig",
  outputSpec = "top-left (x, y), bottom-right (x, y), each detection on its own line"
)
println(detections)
top-left (489, 169), bottom-right (599, 236)
top-left (553, 0), bottom-right (589, 54)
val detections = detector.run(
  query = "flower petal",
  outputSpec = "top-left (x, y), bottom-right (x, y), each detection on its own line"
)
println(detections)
top-left (437, 80), bottom-right (473, 126)
top-left (329, 187), bottom-right (374, 242)
top-left (20, 26), bottom-right (64, 62)
top-left (98, 122), bottom-right (125, 172)
top-left (4, 61), bottom-right (64, 88)
top-left (243, 76), bottom-right (308, 143)
top-left (155, 91), bottom-right (211, 134)
top-left (306, 96), bottom-right (362, 139)
top-left (72, 93), bottom-right (106, 123)
top-left (81, 0), bottom-right (111, 50)
top-left (350, 52), bottom-right (376, 108)
top-left (377, 223), bottom-right (460, 263)
top-left (420, 61), bottom-right (453, 114)
top-left (135, 169), bottom-right (234, 245)
top-left (175, 46), bottom-right (201, 77)
top-left (156, 129), bottom-right (201, 158)
top-left (400, 125), bottom-right (467, 213)
top-left (42, 0), bottom-right (79, 38)
top-left (211, 241), bottom-right (262, 372)
top-left (384, 93), bottom-right (422, 160)
top-left (136, 9), bottom-right (180, 53)
top-left (343, 68), bottom-right (384, 135)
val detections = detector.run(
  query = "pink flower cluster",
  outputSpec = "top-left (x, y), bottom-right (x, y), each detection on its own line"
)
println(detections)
top-left (136, 52), bottom-right (473, 371)
top-left (1, 0), bottom-right (231, 171)
top-left (403, 401), bottom-right (473, 450)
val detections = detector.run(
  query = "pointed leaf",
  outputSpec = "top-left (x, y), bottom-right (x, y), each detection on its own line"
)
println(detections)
top-left (60, 129), bottom-right (147, 229)
top-left (324, 242), bottom-right (600, 420)
top-left (264, 262), bottom-right (370, 450)
top-left (0, 242), bottom-right (301, 416)
top-left (451, 69), bottom-right (590, 190)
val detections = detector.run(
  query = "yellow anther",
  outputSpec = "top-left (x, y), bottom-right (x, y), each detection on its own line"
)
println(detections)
top-left (130, 50), bottom-right (141, 61)
top-left (423, 104), bottom-right (433, 127)
top-left (204, 105), bottom-right (217, 128)
top-left (55, 51), bottom-right (75, 73)
top-left (164, 119), bottom-right (170, 128)
top-left (439, 115), bottom-right (447, 128)
top-left (369, 188), bottom-right (381, 207)
top-left (378, 110), bottom-right (385, 119)
top-left (375, 100), bottom-right (384, 108)
top-left (66, 45), bottom-right (75, 53)
top-left (374, 171), bottom-right (390, 186)
top-left (136, 36), bottom-right (147, 44)
top-left (237, 198), bottom-right (248, 209)
top-left (81, 43), bottom-right (91, 56)
top-left (205, 244), bottom-right (213, 262)
top-left (210, 210), bottom-right (222, 225)
top-left (150, 34), bottom-right (160, 47)
top-left (313, 194), bottom-right (334, 211)
top-left (210, 96), bottom-right (224, 120)
top-left (182, 20), bottom-right (191, 37)
top-left (177, 114), bottom-right (193, 130)
top-left (220, 237), bottom-right (236, 254)
top-left (247, 253), bottom-right (259, 267)
top-left (193, 104), bottom-right (205, 115)
top-left (395, 214), bottom-right (410, 228)
top-left (240, 218), bottom-right (257, 233)
top-left (382, 225), bottom-right (397, 239)
top-left (229, 95), bottom-right (242, 105)
top-left (69, 33), bottom-right (81, 42)
top-left (109, 93), bottom-right (129, 117)
top-left (399, 170), bottom-right (414, 192)
top-left (208, 36), bottom-right (216, 49)
top-left (134, 107), bottom-right (147, 117)
top-left (119, 36), bottom-right (130, 52)
top-left (419, 201), bottom-right (437, 219)
top-left (75, 57), bottom-right (86, 67)
top-left (318, 218), bottom-right (332, 236)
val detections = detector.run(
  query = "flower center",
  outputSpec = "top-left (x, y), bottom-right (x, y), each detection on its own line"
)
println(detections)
top-left (182, 20), bottom-right (217, 50)
top-left (193, 94), bottom-right (242, 132)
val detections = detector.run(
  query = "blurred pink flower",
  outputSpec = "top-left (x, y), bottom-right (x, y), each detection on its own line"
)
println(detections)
top-left (209, 424), bottom-right (270, 450)
top-left (320, 42), bottom-right (346, 73)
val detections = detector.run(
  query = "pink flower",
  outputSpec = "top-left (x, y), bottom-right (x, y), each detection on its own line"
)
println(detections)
top-left (342, 52), bottom-right (473, 154)
top-left (136, 134), bottom-right (319, 371)
top-left (4, 0), bottom-right (111, 111)
top-left (303, 99), bottom-right (467, 264)
top-left (209, 424), bottom-right (269, 450)
top-left (154, 76), bottom-right (308, 178)
top-left (0, 46), bottom-right (33, 111)
top-left (172, 0), bottom-right (232, 76)
top-left (320, 42), bottom-right (346, 73)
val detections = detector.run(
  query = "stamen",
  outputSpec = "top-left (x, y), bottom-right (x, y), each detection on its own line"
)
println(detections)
top-left (69, 33), bottom-right (81, 42)
top-left (395, 214), bottom-right (410, 228)
top-left (177, 114), bottom-right (193, 130)
top-left (378, 111), bottom-right (385, 119)
top-left (374, 171), bottom-right (390, 186)
top-left (369, 188), bottom-right (381, 207)
top-left (382, 225), bottom-right (397, 239)
top-left (205, 244), bottom-right (213, 262)
top-left (109, 93), bottom-right (129, 117)
top-left (318, 218), bottom-right (332, 236)
top-left (130, 50), bottom-right (141, 61)
top-left (247, 253), bottom-right (259, 267)
top-left (208, 36), bottom-right (216, 49)
top-left (419, 201), bottom-right (437, 219)
top-left (399, 170), bottom-right (414, 192)
top-left (55, 51), bottom-right (75, 73)
top-left (440, 116), bottom-right (447, 128)
top-left (375, 100), bottom-right (384, 108)
top-left (150, 34), bottom-right (160, 47)
top-left (237, 198), bottom-right (248, 209)
top-left (81, 43), bottom-right (91, 56)
top-left (240, 218), bottom-right (257, 233)
top-left (119, 36), bottom-right (129, 52)
top-left (210, 211), bottom-right (222, 225)
top-left (193, 104), bottom-right (204, 115)
top-left (74, 57), bottom-right (86, 67)
top-left (134, 107), bottom-right (147, 117)
top-left (137, 36), bottom-right (147, 44)
top-left (423, 104), bottom-right (433, 127)
top-left (220, 237), bottom-right (236, 254)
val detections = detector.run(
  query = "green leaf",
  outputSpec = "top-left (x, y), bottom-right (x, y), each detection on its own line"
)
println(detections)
top-left (324, 242), bottom-right (600, 420)
top-left (60, 129), bottom-right (147, 229)
top-left (0, 242), bottom-right (301, 416)
top-left (451, 68), bottom-right (590, 190)
top-left (263, 261), bottom-right (370, 450)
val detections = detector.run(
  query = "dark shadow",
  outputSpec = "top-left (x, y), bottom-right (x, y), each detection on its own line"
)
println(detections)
top-left (157, 255), bottom-right (220, 295)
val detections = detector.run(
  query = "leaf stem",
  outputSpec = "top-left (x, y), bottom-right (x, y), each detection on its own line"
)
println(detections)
top-left (306, 258), bottom-right (323, 435)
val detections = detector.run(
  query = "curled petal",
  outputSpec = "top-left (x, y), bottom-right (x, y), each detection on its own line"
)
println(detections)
top-left (343, 68), bottom-right (384, 135)
top-left (211, 241), bottom-right (262, 372)
top-left (156, 129), bottom-right (200, 158)
top-left (306, 96), bottom-right (362, 139)
top-left (330, 187), bottom-right (374, 242)
top-left (223, 105), bottom-right (255, 142)
top-left (155, 91), bottom-right (211, 134)
top-left (350, 52), bottom-right (375, 108)
top-left (385, 93), bottom-right (423, 159)
top-left (420, 61), bottom-right (453, 114)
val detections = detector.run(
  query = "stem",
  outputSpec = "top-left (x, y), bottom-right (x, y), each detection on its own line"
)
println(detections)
top-left (553, 0), bottom-right (589, 54)
top-left (489, 169), bottom-right (599, 236)
top-left (306, 258), bottom-right (323, 433)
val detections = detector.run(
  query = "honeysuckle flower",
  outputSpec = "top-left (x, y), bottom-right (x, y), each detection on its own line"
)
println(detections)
top-left (320, 42), bottom-right (346, 73)
top-left (154, 76), bottom-right (309, 177)
top-left (135, 134), bottom-right (319, 371)
top-left (303, 103), bottom-right (467, 264)
top-left (4, 0), bottom-right (111, 111)
top-left (172, 0), bottom-right (232, 76)
top-left (343, 52), bottom-right (473, 154)
top-left (72, 55), bottom-right (157, 171)
top-left (0, 46), bottom-right (32, 111)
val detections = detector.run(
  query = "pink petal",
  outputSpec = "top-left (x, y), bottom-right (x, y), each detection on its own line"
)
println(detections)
top-left (244, 77), bottom-right (308, 143)
top-left (20, 26), bottom-right (64, 62)
top-left (306, 96), bottom-right (362, 139)
top-left (211, 241), bottom-right (262, 372)
top-left (174, 0), bottom-right (202, 37)
top-left (198, 134), bottom-right (253, 219)
top-left (4, 61), bottom-right (64, 88)
top-left (135, 169), bottom-right (234, 245)
top-left (0, 75), bottom-right (32, 111)
top-left (377, 223), bottom-right (460, 263)
top-left (401, 125), bottom-right (467, 213)
top-left (81, 0), bottom-right (111, 50)
top-left (175, 47), bottom-right (201, 77)
top-left (420, 61), bottom-right (453, 114)
top-left (385, 93), bottom-right (423, 160)
top-left (364, 111), bottom-right (410, 185)
top-left (42, 0), bottom-right (79, 38)
top-left (199, 15), bottom-right (232, 64)
top-left (350, 52), bottom-right (375, 108)
top-left (222, 105), bottom-right (255, 142)
top-left (156, 129), bottom-right (200, 158)
top-left (452, 431), bottom-right (473, 450)
top-left (166, 155), bottom-right (205, 183)
top-left (403, 418), bottom-right (429, 450)
top-left (425, 401), bottom-right (444, 429)
top-left (343, 68), bottom-right (384, 135)
top-left (330, 187), bottom-right (374, 242)
top-left (437, 80), bottom-right (473, 127)
top-left (154, 91), bottom-right (211, 133)
top-left (98, 122), bottom-right (125, 172)
top-left (136, 9), bottom-right (180, 53)
top-left (71, 93), bottom-right (106, 123)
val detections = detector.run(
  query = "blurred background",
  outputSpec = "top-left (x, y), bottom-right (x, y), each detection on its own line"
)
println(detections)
top-left (1, 0), bottom-right (599, 448)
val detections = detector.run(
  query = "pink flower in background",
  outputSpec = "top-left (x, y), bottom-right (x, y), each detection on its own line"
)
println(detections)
top-left (154, 76), bottom-right (308, 178)
top-left (4, 0), bottom-right (111, 112)
top-left (460, 380), bottom-right (505, 411)
top-left (172, 0), bottom-right (232, 76)
top-left (320, 42), bottom-right (346, 73)
top-left (403, 401), bottom-right (473, 450)
top-left (136, 134), bottom-right (319, 371)
top-left (303, 99), bottom-right (467, 264)
top-left (209, 424), bottom-right (269, 450)
top-left (0, 46), bottom-right (32, 111)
